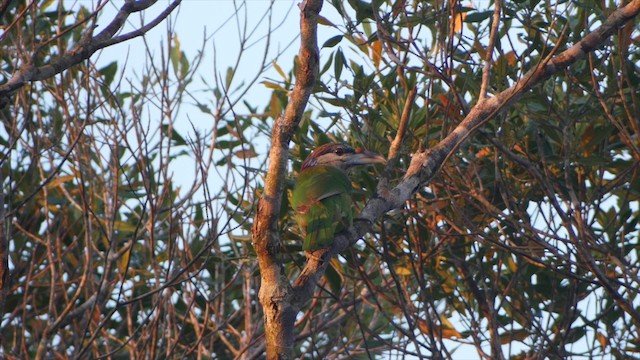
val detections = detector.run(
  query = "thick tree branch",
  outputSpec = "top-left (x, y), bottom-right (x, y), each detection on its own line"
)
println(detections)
top-left (252, 0), bottom-right (323, 358)
top-left (291, 0), bottom-right (640, 309)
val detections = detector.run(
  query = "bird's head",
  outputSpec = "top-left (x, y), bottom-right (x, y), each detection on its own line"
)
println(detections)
top-left (300, 143), bottom-right (386, 173)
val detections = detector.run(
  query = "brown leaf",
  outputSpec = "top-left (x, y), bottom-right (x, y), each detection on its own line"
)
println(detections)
top-left (596, 332), bottom-right (608, 349)
top-left (500, 329), bottom-right (529, 344)
top-left (417, 317), bottom-right (463, 339)
top-left (371, 40), bottom-right (382, 69)
top-left (235, 148), bottom-right (257, 159)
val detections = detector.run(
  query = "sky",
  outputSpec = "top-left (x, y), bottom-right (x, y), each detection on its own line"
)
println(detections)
top-left (94, 0), bottom-right (339, 118)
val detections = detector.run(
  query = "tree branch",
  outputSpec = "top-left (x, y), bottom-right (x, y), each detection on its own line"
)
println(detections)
top-left (479, 0), bottom-right (502, 100)
top-left (252, 0), bottom-right (323, 358)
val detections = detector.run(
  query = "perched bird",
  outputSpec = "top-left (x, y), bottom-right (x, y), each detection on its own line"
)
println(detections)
top-left (291, 143), bottom-right (386, 251)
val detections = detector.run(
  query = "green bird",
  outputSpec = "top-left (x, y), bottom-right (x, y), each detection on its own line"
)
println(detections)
top-left (291, 143), bottom-right (386, 251)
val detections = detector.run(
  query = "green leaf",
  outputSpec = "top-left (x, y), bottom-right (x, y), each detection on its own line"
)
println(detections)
top-left (170, 35), bottom-right (182, 74)
top-left (98, 62), bottom-right (118, 86)
top-left (325, 260), bottom-right (343, 294)
top-left (465, 10), bottom-right (493, 23)
top-left (334, 48), bottom-right (346, 80)
top-left (161, 124), bottom-right (187, 146)
top-left (320, 54), bottom-right (334, 75)
top-left (225, 67), bottom-right (234, 89)
top-left (322, 35), bottom-right (343, 48)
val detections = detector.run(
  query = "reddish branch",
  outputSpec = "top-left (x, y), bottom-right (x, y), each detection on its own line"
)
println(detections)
top-left (251, 0), bottom-right (323, 358)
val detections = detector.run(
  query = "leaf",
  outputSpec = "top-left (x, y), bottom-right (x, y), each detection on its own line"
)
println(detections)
top-left (179, 52), bottom-right (190, 77)
top-left (417, 317), bottom-right (463, 339)
top-left (371, 40), bottom-right (382, 69)
top-left (113, 220), bottom-right (138, 234)
top-left (325, 259), bottom-right (344, 294)
top-left (234, 148), bottom-right (257, 159)
top-left (507, 256), bottom-right (517, 273)
top-left (452, 11), bottom-right (467, 33)
top-left (272, 60), bottom-right (288, 80)
top-left (395, 265), bottom-right (412, 276)
top-left (465, 10), bottom-right (493, 23)
top-left (268, 92), bottom-right (282, 117)
top-left (98, 62), bottom-right (118, 86)
top-left (229, 234), bottom-right (252, 242)
top-left (161, 124), bottom-right (187, 146)
top-left (505, 51), bottom-right (517, 66)
top-left (118, 247), bottom-right (131, 274)
top-left (596, 332), bottom-right (608, 349)
top-left (261, 81), bottom-right (287, 92)
top-left (225, 67), bottom-right (234, 89)
top-left (320, 55), bottom-right (334, 75)
top-left (334, 48), bottom-right (346, 80)
top-left (170, 35), bottom-right (182, 74)
top-left (475, 147), bottom-right (492, 159)
top-left (500, 329), bottom-right (529, 344)
top-left (317, 14), bottom-right (337, 27)
top-left (322, 35), bottom-right (343, 48)
top-left (46, 175), bottom-right (75, 189)
top-left (196, 102), bottom-right (213, 115)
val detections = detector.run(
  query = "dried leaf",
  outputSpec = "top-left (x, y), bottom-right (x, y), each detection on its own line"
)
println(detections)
top-left (371, 40), bottom-right (382, 69)
top-left (234, 148), bottom-right (257, 159)
top-left (596, 332), bottom-right (608, 349)
top-left (452, 11), bottom-right (467, 33)
top-left (500, 329), bottom-right (529, 344)
top-left (417, 316), bottom-right (463, 339)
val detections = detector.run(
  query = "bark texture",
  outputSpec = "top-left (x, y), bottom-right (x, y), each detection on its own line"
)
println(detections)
top-left (252, 0), bottom-right (323, 358)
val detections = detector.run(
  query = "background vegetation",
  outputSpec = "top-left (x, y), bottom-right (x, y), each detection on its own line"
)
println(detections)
top-left (1, 0), bottom-right (639, 358)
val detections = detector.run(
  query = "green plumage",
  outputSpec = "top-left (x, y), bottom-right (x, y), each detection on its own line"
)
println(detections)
top-left (291, 165), bottom-right (353, 251)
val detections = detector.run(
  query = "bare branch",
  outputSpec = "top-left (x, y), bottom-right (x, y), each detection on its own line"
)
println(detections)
top-left (479, 0), bottom-right (502, 100)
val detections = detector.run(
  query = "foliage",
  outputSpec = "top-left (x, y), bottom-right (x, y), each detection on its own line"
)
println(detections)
top-left (280, 0), bottom-right (640, 358)
top-left (0, 1), bottom-right (267, 358)
top-left (0, 0), bottom-right (639, 359)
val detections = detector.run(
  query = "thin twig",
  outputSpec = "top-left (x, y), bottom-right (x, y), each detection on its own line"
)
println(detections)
top-left (479, 0), bottom-right (502, 100)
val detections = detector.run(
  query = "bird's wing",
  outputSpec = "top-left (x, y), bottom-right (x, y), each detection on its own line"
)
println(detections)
top-left (315, 190), bottom-right (343, 202)
top-left (302, 192), bottom-right (351, 251)
top-left (291, 166), bottom-right (351, 210)
top-left (292, 166), bottom-right (353, 251)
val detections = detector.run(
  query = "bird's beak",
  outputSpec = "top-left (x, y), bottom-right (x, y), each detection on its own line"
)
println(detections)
top-left (345, 149), bottom-right (387, 167)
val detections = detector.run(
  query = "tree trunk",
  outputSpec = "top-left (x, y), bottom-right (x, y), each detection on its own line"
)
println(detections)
top-left (252, 0), bottom-right (323, 357)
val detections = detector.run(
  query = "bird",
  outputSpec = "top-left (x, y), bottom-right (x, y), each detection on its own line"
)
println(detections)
top-left (291, 143), bottom-right (386, 251)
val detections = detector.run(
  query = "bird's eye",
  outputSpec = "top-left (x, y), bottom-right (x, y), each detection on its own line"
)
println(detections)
top-left (335, 148), bottom-right (344, 156)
